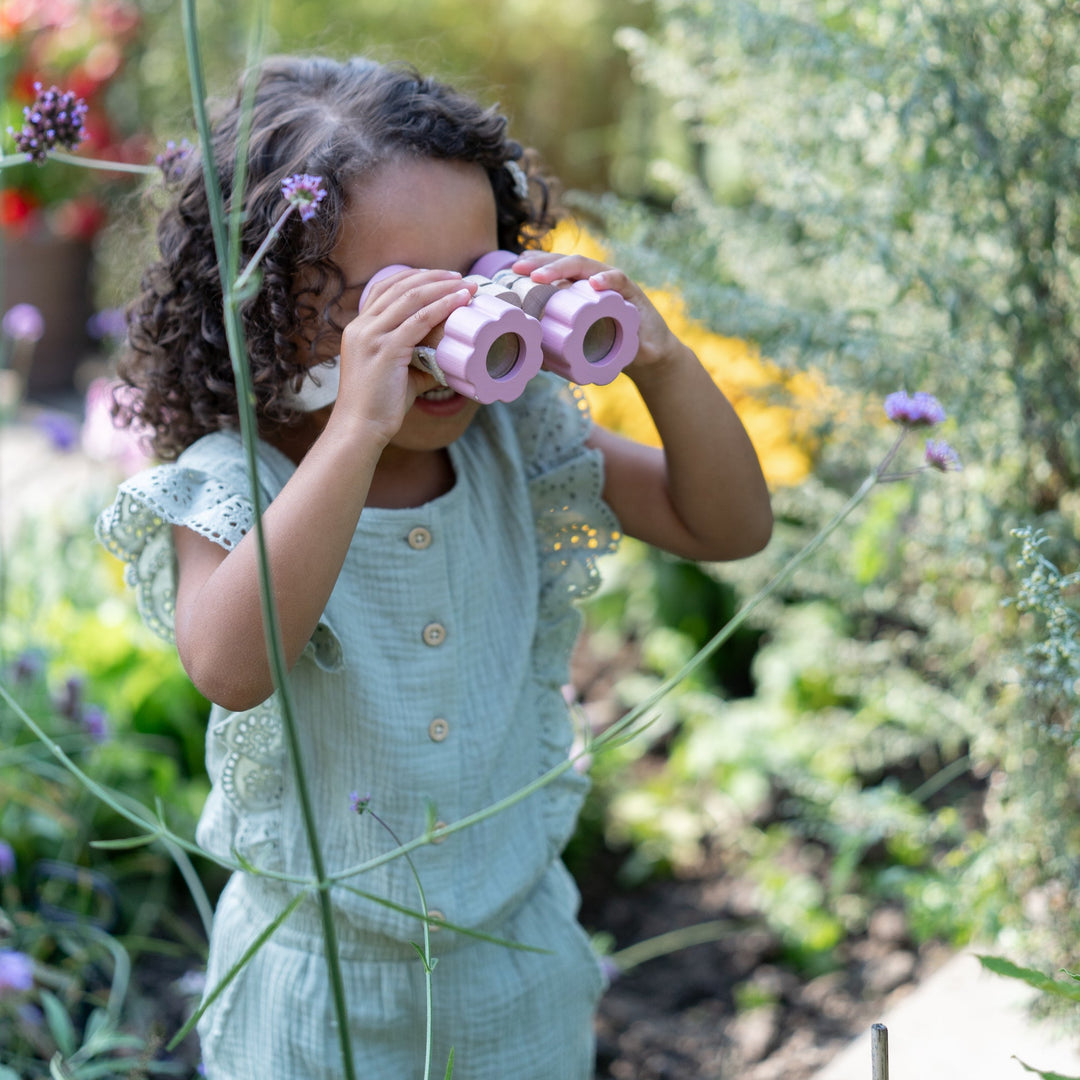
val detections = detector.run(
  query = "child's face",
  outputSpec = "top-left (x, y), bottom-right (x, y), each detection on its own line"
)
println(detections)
top-left (324, 156), bottom-right (500, 452)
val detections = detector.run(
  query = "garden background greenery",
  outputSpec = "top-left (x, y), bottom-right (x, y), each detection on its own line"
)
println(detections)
top-left (2, 0), bottom-right (1080, 1076)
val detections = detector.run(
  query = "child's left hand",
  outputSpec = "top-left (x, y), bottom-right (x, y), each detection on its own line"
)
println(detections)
top-left (510, 251), bottom-right (687, 378)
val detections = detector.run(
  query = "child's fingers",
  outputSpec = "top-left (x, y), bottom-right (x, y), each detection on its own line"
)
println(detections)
top-left (511, 251), bottom-right (610, 284)
top-left (357, 271), bottom-right (476, 347)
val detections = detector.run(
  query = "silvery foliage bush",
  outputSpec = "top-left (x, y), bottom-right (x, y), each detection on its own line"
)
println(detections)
top-left (591, 0), bottom-right (1080, 954)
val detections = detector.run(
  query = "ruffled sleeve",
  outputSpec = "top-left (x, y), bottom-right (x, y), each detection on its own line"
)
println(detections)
top-left (95, 432), bottom-right (342, 672)
top-left (511, 373), bottom-right (622, 612)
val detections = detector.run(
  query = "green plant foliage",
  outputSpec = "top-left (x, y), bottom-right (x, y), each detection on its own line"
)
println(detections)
top-left (572, 0), bottom-right (1080, 971)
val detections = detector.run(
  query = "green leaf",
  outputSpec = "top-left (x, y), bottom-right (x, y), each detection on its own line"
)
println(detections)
top-left (48, 1053), bottom-right (75, 1080)
top-left (89, 834), bottom-right (158, 851)
top-left (167, 889), bottom-right (307, 1051)
top-left (978, 955), bottom-right (1080, 1003)
top-left (1014, 1057), bottom-right (1080, 1080)
top-left (40, 989), bottom-right (77, 1058)
top-left (409, 940), bottom-right (433, 973)
top-left (443, 1047), bottom-right (455, 1080)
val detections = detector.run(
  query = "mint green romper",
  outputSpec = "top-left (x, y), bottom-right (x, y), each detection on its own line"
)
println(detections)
top-left (96, 374), bottom-right (621, 1079)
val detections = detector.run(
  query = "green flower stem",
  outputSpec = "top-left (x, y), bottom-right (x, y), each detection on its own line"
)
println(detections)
top-left (233, 205), bottom-right (295, 293)
top-left (179, 5), bottom-right (356, 1078)
top-left (609, 919), bottom-right (743, 973)
top-left (366, 809), bottom-right (437, 1080)
top-left (322, 456), bottom-right (892, 887)
top-left (0, 151), bottom-right (157, 175)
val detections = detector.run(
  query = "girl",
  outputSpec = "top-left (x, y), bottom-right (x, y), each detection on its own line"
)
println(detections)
top-left (97, 55), bottom-right (772, 1080)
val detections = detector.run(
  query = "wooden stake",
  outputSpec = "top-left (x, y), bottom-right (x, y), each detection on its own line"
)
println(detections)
top-left (871, 1023), bottom-right (889, 1080)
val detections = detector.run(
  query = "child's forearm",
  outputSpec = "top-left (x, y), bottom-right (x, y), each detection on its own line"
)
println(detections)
top-left (173, 414), bottom-right (385, 711)
top-left (595, 342), bottom-right (773, 562)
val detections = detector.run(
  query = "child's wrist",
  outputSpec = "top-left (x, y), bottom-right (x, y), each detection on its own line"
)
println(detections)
top-left (626, 338), bottom-right (698, 391)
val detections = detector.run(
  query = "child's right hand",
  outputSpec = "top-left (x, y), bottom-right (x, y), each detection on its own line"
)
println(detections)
top-left (332, 268), bottom-right (476, 444)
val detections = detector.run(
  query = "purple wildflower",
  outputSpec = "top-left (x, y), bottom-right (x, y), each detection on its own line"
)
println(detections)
top-left (34, 411), bottom-right (80, 453)
top-left (11, 649), bottom-right (45, 684)
top-left (599, 956), bottom-right (621, 984)
top-left (349, 790), bottom-right (371, 815)
top-left (883, 390), bottom-right (946, 427)
top-left (8, 83), bottom-right (88, 164)
top-left (2, 303), bottom-right (45, 343)
top-left (0, 841), bottom-right (15, 876)
top-left (0, 950), bottom-right (34, 995)
top-left (281, 174), bottom-right (327, 222)
top-left (155, 138), bottom-right (193, 182)
top-left (86, 307), bottom-right (128, 342)
top-left (56, 675), bottom-right (84, 722)
top-left (925, 438), bottom-right (962, 472)
top-left (81, 705), bottom-right (110, 743)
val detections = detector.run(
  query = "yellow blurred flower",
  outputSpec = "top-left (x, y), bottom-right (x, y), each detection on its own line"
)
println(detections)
top-left (548, 221), bottom-right (819, 488)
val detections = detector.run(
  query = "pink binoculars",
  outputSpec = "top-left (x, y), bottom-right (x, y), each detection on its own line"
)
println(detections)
top-left (359, 253), bottom-right (640, 405)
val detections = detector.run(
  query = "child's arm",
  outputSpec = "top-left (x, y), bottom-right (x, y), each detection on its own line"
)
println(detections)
top-left (513, 252), bottom-right (773, 563)
top-left (172, 270), bottom-right (475, 712)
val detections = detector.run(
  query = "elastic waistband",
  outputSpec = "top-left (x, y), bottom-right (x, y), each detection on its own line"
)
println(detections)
top-left (224, 875), bottom-right (484, 962)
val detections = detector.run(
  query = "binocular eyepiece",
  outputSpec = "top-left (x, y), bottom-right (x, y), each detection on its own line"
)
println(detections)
top-left (359, 252), bottom-right (641, 404)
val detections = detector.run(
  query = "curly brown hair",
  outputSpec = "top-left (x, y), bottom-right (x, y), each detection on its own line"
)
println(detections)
top-left (117, 55), bottom-right (559, 460)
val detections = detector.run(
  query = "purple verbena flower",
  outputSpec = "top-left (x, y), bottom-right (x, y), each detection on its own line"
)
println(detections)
top-left (349, 790), bottom-right (371, 815)
top-left (2, 303), bottom-right (45, 343)
top-left (599, 956), bottom-right (621, 984)
top-left (0, 950), bottom-right (34, 995)
top-left (34, 411), bottom-right (80, 453)
top-left (11, 649), bottom-right (45, 684)
top-left (884, 390), bottom-right (946, 427)
top-left (86, 307), bottom-right (128, 342)
top-left (155, 138), bottom-right (193, 182)
top-left (56, 675), bottom-right (85, 722)
top-left (81, 705), bottom-right (110, 743)
top-left (281, 174), bottom-right (327, 222)
top-left (8, 83), bottom-right (88, 164)
top-left (0, 841), bottom-right (15, 876)
top-left (925, 438), bottom-right (962, 472)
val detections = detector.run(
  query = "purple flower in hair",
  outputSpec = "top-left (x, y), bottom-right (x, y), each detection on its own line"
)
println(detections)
top-left (8, 83), bottom-right (88, 164)
top-left (884, 390), bottom-right (946, 427)
top-left (2, 303), bottom-right (45, 343)
top-left (281, 174), bottom-right (327, 222)
top-left (0, 951), bottom-right (34, 995)
top-left (349, 790), bottom-right (371, 815)
top-left (925, 438), bottom-right (962, 472)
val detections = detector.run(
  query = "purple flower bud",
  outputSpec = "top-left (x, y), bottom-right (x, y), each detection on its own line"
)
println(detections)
top-left (2, 303), bottom-right (45, 343)
top-left (281, 174), bottom-right (327, 222)
top-left (34, 412), bottom-right (80, 454)
top-left (11, 650), bottom-right (45, 684)
top-left (349, 790), bottom-right (372, 815)
top-left (0, 841), bottom-right (15, 876)
top-left (155, 138), bottom-right (193, 182)
top-left (81, 705), bottom-right (110, 743)
top-left (87, 308), bottom-right (128, 342)
top-left (883, 390), bottom-right (946, 427)
top-left (56, 675), bottom-right (85, 722)
top-left (925, 438), bottom-right (962, 472)
top-left (9, 84), bottom-right (88, 163)
top-left (599, 956), bottom-right (621, 984)
top-left (0, 950), bottom-right (34, 995)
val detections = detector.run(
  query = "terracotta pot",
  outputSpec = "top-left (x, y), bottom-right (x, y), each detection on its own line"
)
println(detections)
top-left (1, 232), bottom-right (95, 398)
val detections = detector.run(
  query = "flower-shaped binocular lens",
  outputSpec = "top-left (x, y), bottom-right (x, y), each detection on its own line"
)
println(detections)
top-left (360, 252), bottom-right (641, 404)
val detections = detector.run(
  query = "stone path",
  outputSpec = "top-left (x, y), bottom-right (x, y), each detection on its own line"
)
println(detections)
top-left (814, 950), bottom-right (1080, 1080)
